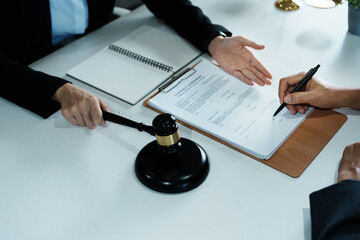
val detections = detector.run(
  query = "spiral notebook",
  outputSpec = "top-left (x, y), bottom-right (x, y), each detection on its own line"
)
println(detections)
top-left (66, 25), bottom-right (200, 105)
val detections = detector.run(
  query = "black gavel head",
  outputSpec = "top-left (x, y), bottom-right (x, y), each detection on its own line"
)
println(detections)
top-left (135, 113), bottom-right (209, 194)
top-left (152, 114), bottom-right (181, 152)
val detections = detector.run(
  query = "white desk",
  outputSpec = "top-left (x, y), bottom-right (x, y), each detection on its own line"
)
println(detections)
top-left (1, 2), bottom-right (360, 239)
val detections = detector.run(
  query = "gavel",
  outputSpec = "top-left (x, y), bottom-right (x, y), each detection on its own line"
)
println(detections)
top-left (102, 111), bottom-right (209, 193)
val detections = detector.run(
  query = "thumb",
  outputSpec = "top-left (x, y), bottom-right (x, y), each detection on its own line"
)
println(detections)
top-left (99, 99), bottom-right (111, 112)
top-left (98, 99), bottom-right (110, 126)
top-left (284, 92), bottom-right (312, 105)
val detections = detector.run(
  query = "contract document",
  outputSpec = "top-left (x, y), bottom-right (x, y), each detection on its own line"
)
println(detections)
top-left (147, 59), bottom-right (312, 159)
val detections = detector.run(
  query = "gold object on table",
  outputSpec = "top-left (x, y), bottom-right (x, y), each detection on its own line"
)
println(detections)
top-left (275, 0), bottom-right (301, 11)
top-left (304, 0), bottom-right (344, 9)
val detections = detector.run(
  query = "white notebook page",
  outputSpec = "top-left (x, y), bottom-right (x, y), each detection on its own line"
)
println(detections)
top-left (67, 25), bottom-right (200, 105)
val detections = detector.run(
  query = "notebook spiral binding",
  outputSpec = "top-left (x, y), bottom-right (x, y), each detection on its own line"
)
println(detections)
top-left (108, 44), bottom-right (174, 73)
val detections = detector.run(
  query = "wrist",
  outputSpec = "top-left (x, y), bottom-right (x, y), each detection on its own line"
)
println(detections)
top-left (51, 83), bottom-right (72, 104)
top-left (334, 88), bottom-right (360, 110)
top-left (208, 34), bottom-right (225, 57)
top-left (338, 172), bottom-right (360, 183)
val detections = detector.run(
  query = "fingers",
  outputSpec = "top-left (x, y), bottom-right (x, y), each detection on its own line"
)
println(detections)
top-left (97, 99), bottom-right (110, 127)
top-left (238, 69), bottom-right (264, 86)
top-left (62, 101), bottom-right (96, 129)
top-left (233, 71), bottom-right (254, 86)
top-left (232, 62), bottom-right (271, 86)
top-left (233, 50), bottom-right (271, 85)
top-left (74, 112), bottom-right (87, 128)
top-left (278, 72), bottom-right (315, 114)
top-left (55, 84), bottom-right (109, 130)
top-left (285, 104), bottom-right (308, 115)
top-left (234, 37), bottom-right (272, 82)
top-left (250, 66), bottom-right (271, 86)
top-left (284, 91), bottom-right (313, 105)
top-left (80, 96), bottom-right (108, 129)
top-left (90, 99), bottom-right (105, 127)
top-left (285, 104), bottom-right (298, 115)
top-left (238, 36), bottom-right (265, 50)
top-left (63, 112), bottom-right (80, 126)
top-left (278, 82), bottom-right (290, 104)
top-left (99, 98), bottom-right (111, 112)
top-left (295, 105), bottom-right (307, 114)
top-left (282, 91), bottom-right (312, 115)
top-left (278, 72), bottom-right (305, 101)
top-left (208, 36), bottom-right (272, 86)
top-left (250, 57), bottom-right (272, 80)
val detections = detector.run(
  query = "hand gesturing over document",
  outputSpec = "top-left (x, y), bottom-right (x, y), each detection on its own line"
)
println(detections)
top-left (208, 35), bottom-right (272, 86)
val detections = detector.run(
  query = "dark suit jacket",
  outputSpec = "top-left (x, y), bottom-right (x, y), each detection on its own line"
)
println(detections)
top-left (0, 0), bottom-right (231, 119)
top-left (310, 180), bottom-right (360, 240)
top-left (0, 0), bottom-right (115, 118)
top-left (142, 0), bottom-right (231, 54)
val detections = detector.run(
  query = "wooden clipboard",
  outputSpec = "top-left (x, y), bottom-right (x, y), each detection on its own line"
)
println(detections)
top-left (144, 92), bottom-right (347, 177)
top-left (144, 60), bottom-right (348, 177)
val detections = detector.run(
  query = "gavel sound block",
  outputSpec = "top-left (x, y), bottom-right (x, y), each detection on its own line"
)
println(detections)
top-left (102, 111), bottom-right (209, 193)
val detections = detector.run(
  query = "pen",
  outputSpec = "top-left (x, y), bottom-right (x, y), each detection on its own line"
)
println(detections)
top-left (273, 64), bottom-right (320, 118)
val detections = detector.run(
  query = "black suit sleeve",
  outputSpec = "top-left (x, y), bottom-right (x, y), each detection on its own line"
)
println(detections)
top-left (142, 0), bottom-right (232, 53)
top-left (310, 180), bottom-right (360, 240)
top-left (0, 54), bottom-right (70, 118)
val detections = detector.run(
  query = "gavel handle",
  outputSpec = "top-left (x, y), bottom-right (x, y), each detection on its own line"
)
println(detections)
top-left (102, 110), bottom-right (155, 136)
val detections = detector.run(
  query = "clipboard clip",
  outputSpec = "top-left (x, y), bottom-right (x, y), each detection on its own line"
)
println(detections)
top-left (159, 68), bottom-right (197, 93)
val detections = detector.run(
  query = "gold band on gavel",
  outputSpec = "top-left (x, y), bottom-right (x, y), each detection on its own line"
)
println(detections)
top-left (155, 129), bottom-right (180, 146)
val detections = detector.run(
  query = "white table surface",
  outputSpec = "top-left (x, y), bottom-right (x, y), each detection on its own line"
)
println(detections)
top-left (1, 1), bottom-right (360, 239)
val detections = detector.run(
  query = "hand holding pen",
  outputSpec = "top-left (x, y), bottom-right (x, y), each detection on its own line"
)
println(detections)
top-left (274, 65), bottom-right (320, 117)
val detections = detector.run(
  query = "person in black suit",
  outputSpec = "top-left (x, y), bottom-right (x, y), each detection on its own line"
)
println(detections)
top-left (278, 73), bottom-right (360, 239)
top-left (310, 143), bottom-right (360, 240)
top-left (0, 0), bottom-right (272, 129)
